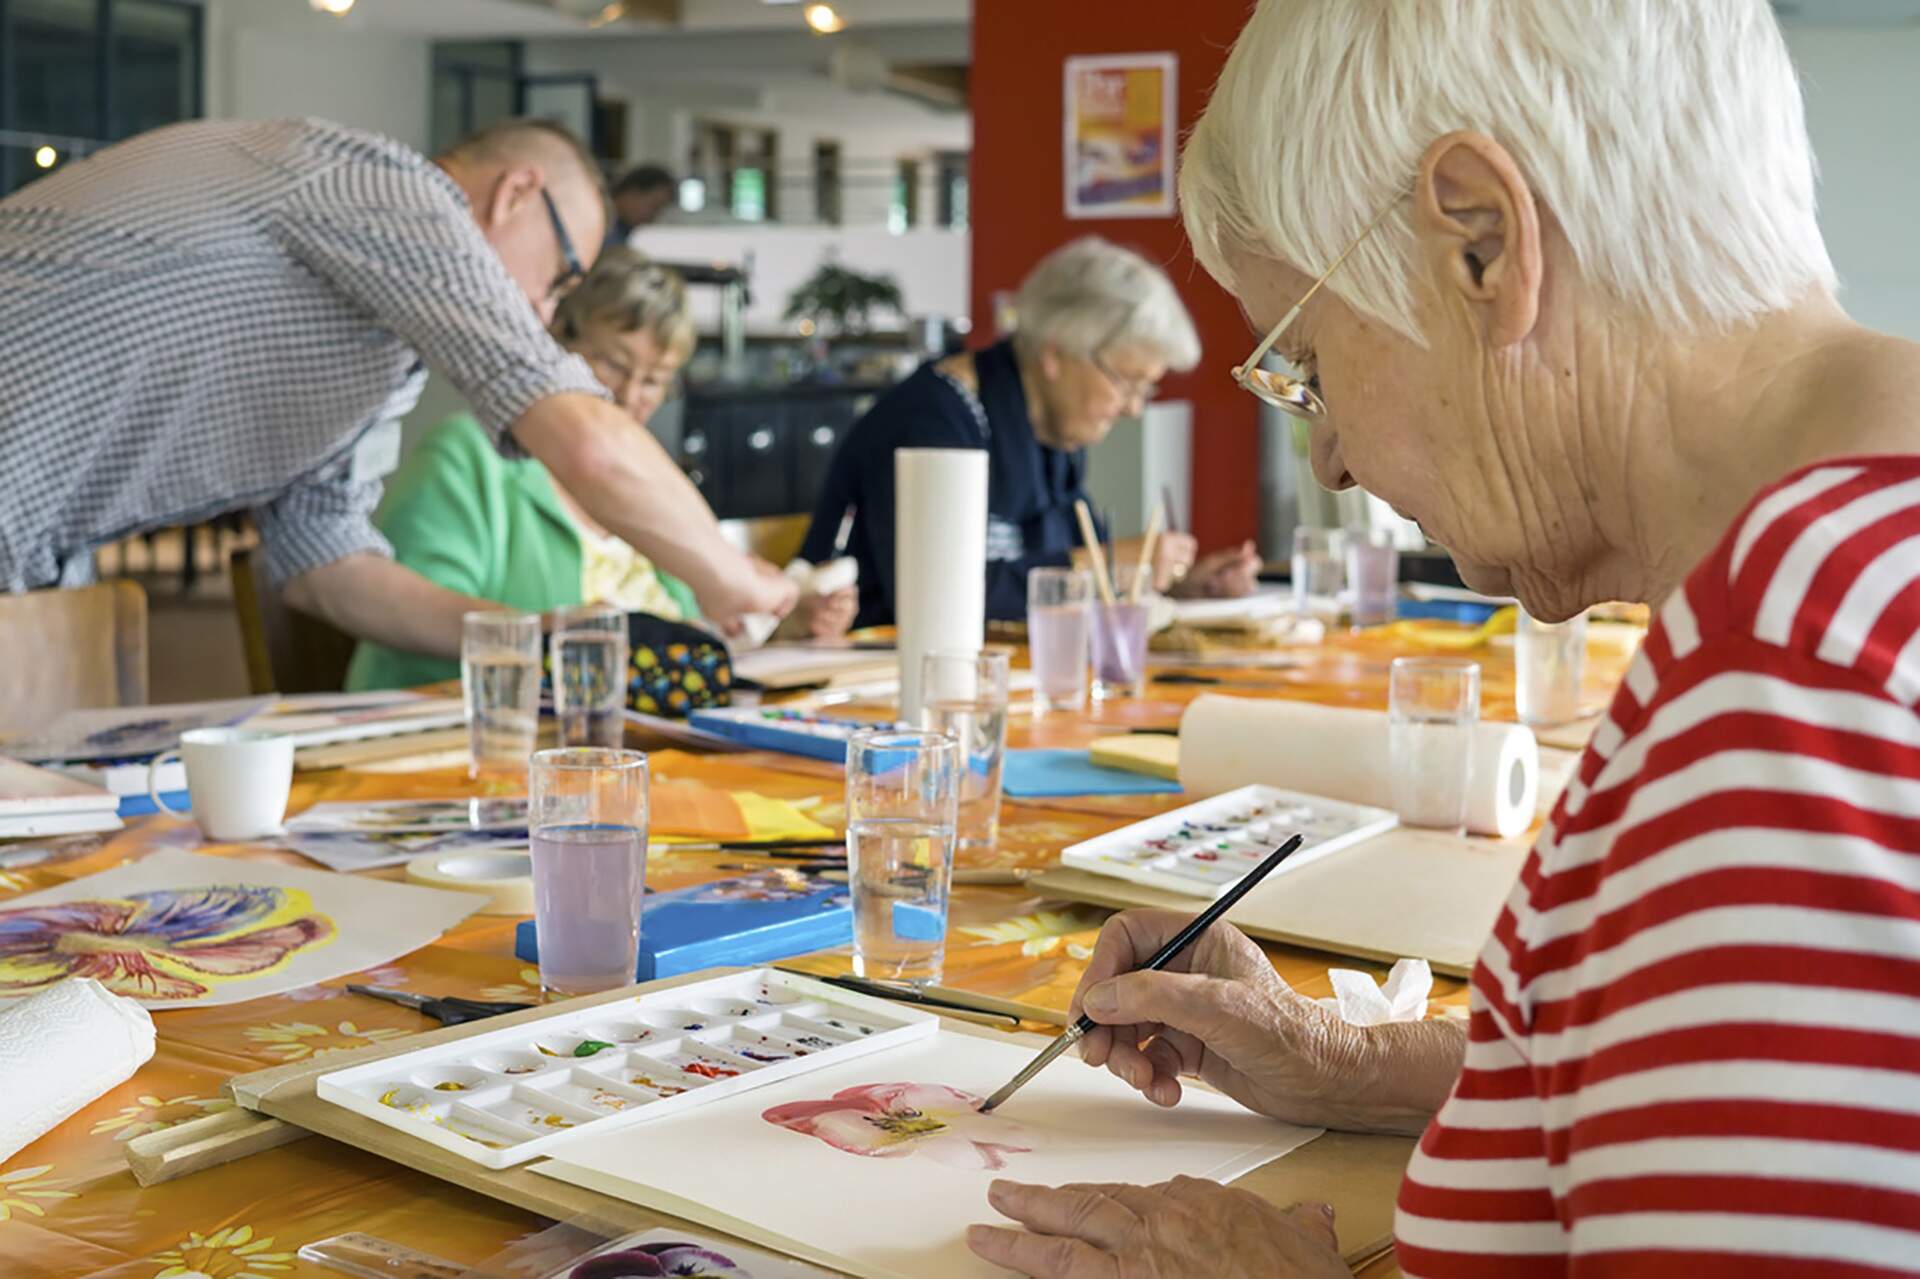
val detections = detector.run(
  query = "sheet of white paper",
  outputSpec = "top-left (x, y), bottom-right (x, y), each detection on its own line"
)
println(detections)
top-left (0, 849), bottom-right (485, 1007)
top-left (535, 1029), bottom-right (1320, 1279)
top-left (281, 827), bottom-right (529, 873)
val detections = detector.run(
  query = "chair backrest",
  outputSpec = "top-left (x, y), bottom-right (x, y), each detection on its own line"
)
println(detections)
top-left (0, 581), bottom-right (148, 729)
top-left (718, 513), bottom-right (811, 568)
top-left (230, 548), bottom-right (357, 695)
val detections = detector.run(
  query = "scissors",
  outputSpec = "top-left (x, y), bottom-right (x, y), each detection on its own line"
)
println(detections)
top-left (347, 985), bottom-right (535, 1027)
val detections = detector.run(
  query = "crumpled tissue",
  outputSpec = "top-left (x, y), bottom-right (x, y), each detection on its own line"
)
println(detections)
top-left (1317, 958), bottom-right (1432, 1026)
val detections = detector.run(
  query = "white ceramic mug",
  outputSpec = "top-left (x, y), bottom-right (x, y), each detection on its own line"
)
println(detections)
top-left (147, 728), bottom-right (294, 841)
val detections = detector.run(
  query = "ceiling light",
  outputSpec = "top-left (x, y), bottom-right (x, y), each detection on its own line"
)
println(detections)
top-left (33, 146), bottom-right (57, 169)
top-left (804, 3), bottom-right (846, 34)
top-left (309, 0), bottom-right (355, 13)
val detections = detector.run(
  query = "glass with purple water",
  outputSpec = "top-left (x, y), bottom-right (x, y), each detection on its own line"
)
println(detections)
top-left (529, 747), bottom-right (649, 997)
top-left (1026, 567), bottom-right (1092, 712)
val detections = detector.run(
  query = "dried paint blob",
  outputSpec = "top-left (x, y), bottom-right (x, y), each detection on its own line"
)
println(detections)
top-left (762, 1083), bottom-right (1033, 1170)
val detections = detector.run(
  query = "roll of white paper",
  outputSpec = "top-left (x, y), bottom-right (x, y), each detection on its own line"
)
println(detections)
top-left (895, 449), bottom-right (989, 721)
top-left (0, 977), bottom-right (155, 1164)
top-left (1178, 694), bottom-right (1540, 839)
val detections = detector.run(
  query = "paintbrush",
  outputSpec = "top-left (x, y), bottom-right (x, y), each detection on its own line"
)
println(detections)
top-left (977, 833), bottom-right (1306, 1113)
top-left (1073, 499), bottom-right (1119, 608)
top-left (1132, 500), bottom-right (1164, 604)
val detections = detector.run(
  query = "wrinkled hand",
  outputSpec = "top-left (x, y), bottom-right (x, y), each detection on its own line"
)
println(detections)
top-left (1169, 540), bottom-right (1262, 599)
top-left (774, 586), bottom-right (858, 640)
top-left (968, 1177), bottom-right (1349, 1278)
top-left (1149, 532), bottom-right (1200, 593)
top-left (1071, 911), bottom-right (1368, 1127)
top-left (696, 554), bottom-right (799, 636)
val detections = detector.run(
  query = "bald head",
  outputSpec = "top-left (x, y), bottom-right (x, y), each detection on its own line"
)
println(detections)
top-left (437, 119), bottom-right (609, 322)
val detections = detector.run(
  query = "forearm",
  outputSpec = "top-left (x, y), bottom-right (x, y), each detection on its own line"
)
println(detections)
top-left (513, 393), bottom-right (730, 594)
top-left (1317, 1016), bottom-right (1468, 1136)
top-left (283, 553), bottom-right (484, 661)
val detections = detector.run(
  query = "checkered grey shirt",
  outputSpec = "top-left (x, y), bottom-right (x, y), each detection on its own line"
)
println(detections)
top-left (0, 118), bottom-right (607, 590)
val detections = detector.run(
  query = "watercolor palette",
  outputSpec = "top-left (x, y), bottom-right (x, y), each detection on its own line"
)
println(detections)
top-left (685, 707), bottom-right (903, 764)
top-left (315, 968), bottom-right (937, 1169)
top-left (1059, 784), bottom-right (1399, 899)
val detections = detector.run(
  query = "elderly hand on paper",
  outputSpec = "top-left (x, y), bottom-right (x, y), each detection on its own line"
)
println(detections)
top-left (1070, 911), bottom-right (1463, 1135)
top-left (967, 1177), bottom-right (1349, 1278)
top-left (1167, 540), bottom-right (1263, 600)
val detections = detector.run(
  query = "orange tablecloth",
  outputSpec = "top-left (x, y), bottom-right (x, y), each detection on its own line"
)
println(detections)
top-left (0, 625), bottom-right (1634, 1279)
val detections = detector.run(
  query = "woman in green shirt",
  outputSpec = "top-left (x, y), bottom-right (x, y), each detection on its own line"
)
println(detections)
top-left (347, 249), bottom-right (854, 690)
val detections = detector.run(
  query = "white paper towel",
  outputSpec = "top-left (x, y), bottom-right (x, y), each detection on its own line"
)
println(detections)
top-left (1317, 958), bottom-right (1433, 1025)
top-left (895, 448), bottom-right (988, 721)
top-left (1178, 695), bottom-right (1540, 838)
top-left (0, 977), bottom-right (155, 1165)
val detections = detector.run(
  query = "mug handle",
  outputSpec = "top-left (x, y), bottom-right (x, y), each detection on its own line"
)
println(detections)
top-left (147, 750), bottom-right (188, 816)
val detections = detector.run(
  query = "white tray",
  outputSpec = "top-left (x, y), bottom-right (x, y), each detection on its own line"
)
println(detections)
top-left (1060, 784), bottom-right (1398, 899)
top-left (315, 968), bottom-right (937, 1169)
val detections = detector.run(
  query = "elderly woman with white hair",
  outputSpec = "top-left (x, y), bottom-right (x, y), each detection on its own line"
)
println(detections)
top-left (968, 2), bottom-right (1920, 1276)
top-left (798, 237), bottom-right (1261, 627)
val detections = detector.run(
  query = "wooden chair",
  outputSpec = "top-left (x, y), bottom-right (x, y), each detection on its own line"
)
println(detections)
top-left (230, 548), bottom-right (358, 695)
top-left (0, 581), bottom-right (149, 729)
top-left (718, 513), bottom-right (812, 567)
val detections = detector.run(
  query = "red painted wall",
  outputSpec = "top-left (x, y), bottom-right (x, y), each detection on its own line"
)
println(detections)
top-left (969, 0), bottom-right (1259, 550)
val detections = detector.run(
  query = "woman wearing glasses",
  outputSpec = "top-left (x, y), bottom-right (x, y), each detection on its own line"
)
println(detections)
top-left (970, 3), bottom-right (1920, 1277)
top-left (797, 236), bottom-right (1262, 629)
top-left (348, 248), bottom-right (856, 691)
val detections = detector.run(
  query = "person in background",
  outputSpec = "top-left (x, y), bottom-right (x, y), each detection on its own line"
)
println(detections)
top-left (347, 248), bottom-right (857, 691)
top-left (0, 117), bottom-right (795, 647)
top-left (609, 164), bottom-right (678, 243)
top-left (967, 1), bottom-right (1920, 1276)
top-left (798, 237), bottom-right (1262, 629)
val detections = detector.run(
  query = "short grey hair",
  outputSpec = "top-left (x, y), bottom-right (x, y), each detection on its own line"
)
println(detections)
top-left (1013, 237), bottom-right (1202, 372)
top-left (1181, 0), bottom-right (1838, 343)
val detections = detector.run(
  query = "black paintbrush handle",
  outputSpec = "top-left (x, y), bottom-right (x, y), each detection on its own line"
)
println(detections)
top-left (1065, 833), bottom-right (1305, 1037)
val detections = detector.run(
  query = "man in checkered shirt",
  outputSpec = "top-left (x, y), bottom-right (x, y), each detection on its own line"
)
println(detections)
top-left (0, 117), bottom-right (796, 653)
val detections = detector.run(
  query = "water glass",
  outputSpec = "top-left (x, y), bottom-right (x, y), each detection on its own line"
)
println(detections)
top-left (1346, 528), bottom-right (1401, 628)
top-left (554, 604), bottom-right (629, 749)
top-left (1516, 610), bottom-right (1589, 727)
top-left (1091, 568), bottom-right (1151, 699)
top-left (1389, 658), bottom-right (1481, 834)
top-left (920, 649), bottom-right (1011, 854)
top-left (1292, 527), bottom-right (1348, 624)
top-left (462, 611), bottom-right (541, 780)
top-left (529, 747), bottom-right (649, 997)
top-left (846, 729), bottom-right (960, 985)
top-left (1027, 567), bottom-right (1093, 712)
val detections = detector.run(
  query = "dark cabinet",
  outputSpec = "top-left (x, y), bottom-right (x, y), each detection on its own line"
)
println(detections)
top-left (680, 385), bottom-right (883, 520)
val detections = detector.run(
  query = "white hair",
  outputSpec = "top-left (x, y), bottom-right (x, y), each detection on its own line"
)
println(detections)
top-left (1013, 237), bottom-right (1202, 371)
top-left (1181, 0), bottom-right (1838, 343)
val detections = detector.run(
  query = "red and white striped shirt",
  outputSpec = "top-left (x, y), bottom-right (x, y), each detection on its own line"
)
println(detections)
top-left (1397, 457), bottom-right (1920, 1277)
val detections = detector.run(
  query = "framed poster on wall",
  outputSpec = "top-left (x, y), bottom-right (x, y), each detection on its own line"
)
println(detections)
top-left (1064, 52), bottom-right (1177, 219)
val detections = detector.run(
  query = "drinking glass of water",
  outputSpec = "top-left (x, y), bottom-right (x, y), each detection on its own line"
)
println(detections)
top-left (1092, 567), bottom-right (1152, 700)
top-left (1388, 657), bottom-right (1481, 834)
top-left (846, 728), bottom-right (960, 985)
top-left (1345, 527), bottom-right (1401, 628)
top-left (462, 611), bottom-right (541, 780)
top-left (1516, 609), bottom-right (1589, 727)
top-left (920, 649), bottom-right (1011, 854)
top-left (1292, 526), bottom-right (1349, 625)
top-left (1027, 567), bottom-right (1093, 712)
top-left (554, 604), bottom-right (629, 749)
top-left (529, 747), bottom-right (649, 997)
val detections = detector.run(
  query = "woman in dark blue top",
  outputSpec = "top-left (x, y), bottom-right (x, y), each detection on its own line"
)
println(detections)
top-left (799, 238), bottom-right (1262, 627)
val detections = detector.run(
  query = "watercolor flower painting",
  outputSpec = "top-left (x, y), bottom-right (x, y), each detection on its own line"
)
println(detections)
top-left (0, 885), bottom-right (335, 1001)
top-left (571, 1241), bottom-right (750, 1277)
top-left (762, 1083), bottom-right (1032, 1170)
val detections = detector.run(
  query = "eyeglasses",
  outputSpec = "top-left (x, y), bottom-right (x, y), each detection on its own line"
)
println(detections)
top-left (1232, 196), bottom-right (1404, 420)
top-left (541, 188), bottom-right (586, 300)
top-left (1090, 303), bottom-right (1161, 406)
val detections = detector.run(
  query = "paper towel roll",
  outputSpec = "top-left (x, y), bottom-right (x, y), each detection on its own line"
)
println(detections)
top-left (895, 448), bottom-right (988, 720)
top-left (1178, 695), bottom-right (1540, 838)
top-left (0, 977), bottom-right (155, 1164)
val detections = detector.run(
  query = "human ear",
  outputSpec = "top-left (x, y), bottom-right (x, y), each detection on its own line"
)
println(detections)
top-left (486, 164), bottom-right (544, 231)
top-left (1414, 131), bottom-right (1543, 348)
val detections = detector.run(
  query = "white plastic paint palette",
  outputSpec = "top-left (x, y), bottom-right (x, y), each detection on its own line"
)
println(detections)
top-left (316, 968), bottom-right (937, 1169)
top-left (1060, 784), bottom-right (1399, 899)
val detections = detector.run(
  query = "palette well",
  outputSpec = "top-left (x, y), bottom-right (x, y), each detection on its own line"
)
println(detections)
top-left (315, 968), bottom-right (936, 1169)
top-left (1059, 783), bottom-right (1398, 899)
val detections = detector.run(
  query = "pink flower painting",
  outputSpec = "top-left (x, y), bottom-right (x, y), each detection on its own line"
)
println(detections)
top-left (0, 885), bottom-right (335, 1001)
top-left (762, 1083), bottom-right (1033, 1170)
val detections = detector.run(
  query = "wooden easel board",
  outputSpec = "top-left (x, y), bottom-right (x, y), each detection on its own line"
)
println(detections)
top-left (1031, 827), bottom-right (1528, 977)
top-left (226, 969), bottom-right (1414, 1272)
